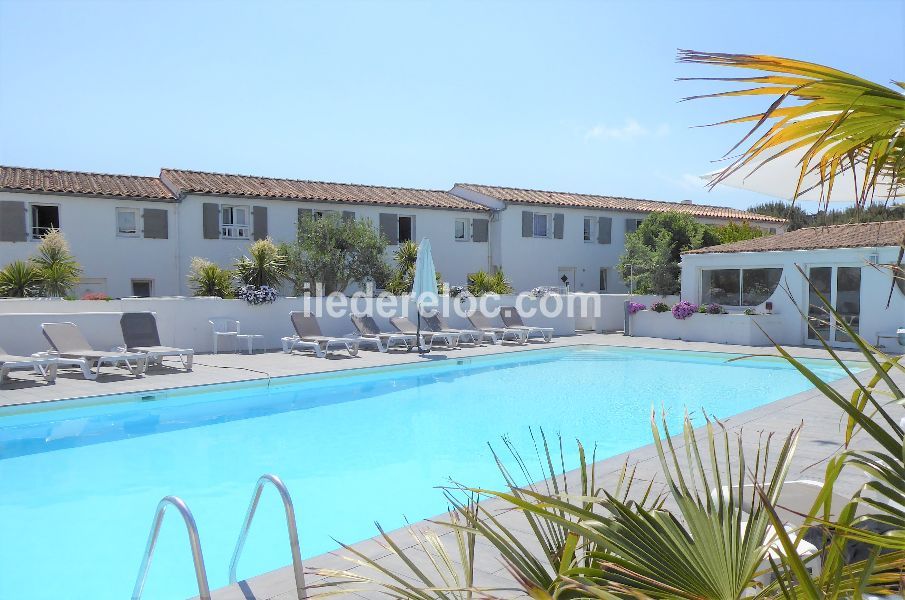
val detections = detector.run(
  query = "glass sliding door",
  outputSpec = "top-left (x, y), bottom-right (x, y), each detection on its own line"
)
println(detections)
top-left (834, 267), bottom-right (861, 343)
top-left (806, 266), bottom-right (861, 346)
top-left (807, 267), bottom-right (832, 342)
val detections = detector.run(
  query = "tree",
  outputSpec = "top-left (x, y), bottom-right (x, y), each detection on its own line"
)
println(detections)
top-left (711, 220), bottom-right (765, 244)
top-left (187, 257), bottom-right (234, 298)
top-left (282, 213), bottom-right (390, 295)
top-left (30, 229), bottom-right (82, 297)
top-left (384, 240), bottom-right (444, 296)
top-left (617, 211), bottom-right (718, 295)
top-left (0, 260), bottom-right (41, 298)
top-left (234, 238), bottom-right (286, 288)
top-left (749, 201), bottom-right (810, 230)
top-left (466, 270), bottom-right (513, 296)
top-left (680, 50), bottom-right (904, 207)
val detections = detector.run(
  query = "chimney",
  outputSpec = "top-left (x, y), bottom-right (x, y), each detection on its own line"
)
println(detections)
top-left (680, 199), bottom-right (693, 205)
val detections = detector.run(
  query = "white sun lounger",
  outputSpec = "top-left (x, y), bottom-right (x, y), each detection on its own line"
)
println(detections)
top-left (424, 313), bottom-right (487, 346)
top-left (467, 312), bottom-right (528, 345)
top-left (42, 322), bottom-right (147, 380)
top-left (285, 312), bottom-right (358, 357)
top-left (0, 347), bottom-right (58, 385)
top-left (350, 314), bottom-right (417, 352)
top-left (120, 312), bottom-right (194, 370)
top-left (500, 306), bottom-right (554, 342)
top-left (390, 316), bottom-right (459, 349)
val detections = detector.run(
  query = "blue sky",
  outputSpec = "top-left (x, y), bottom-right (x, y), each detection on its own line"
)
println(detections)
top-left (1, 0), bottom-right (902, 212)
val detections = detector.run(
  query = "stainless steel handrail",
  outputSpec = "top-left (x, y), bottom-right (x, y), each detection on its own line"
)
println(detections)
top-left (229, 474), bottom-right (307, 600)
top-left (132, 495), bottom-right (211, 600)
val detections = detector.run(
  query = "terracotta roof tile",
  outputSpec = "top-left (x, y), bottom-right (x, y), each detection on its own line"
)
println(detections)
top-left (0, 166), bottom-right (176, 200)
top-left (456, 183), bottom-right (786, 224)
top-left (685, 220), bottom-right (905, 254)
top-left (162, 169), bottom-right (488, 211)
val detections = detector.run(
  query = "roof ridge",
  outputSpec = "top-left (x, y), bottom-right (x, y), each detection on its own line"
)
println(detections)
top-left (457, 182), bottom-right (770, 213)
top-left (163, 168), bottom-right (452, 194)
top-left (0, 164), bottom-right (162, 181)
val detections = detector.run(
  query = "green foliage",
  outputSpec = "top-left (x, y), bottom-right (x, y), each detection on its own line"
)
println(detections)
top-left (0, 260), bottom-right (41, 298)
top-left (618, 212), bottom-right (719, 295)
top-left (29, 229), bottom-right (82, 297)
top-left (749, 201), bottom-right (905, 231)
top-left (234, 238), bottom-right (287, 288)
top-left (748, 201), bottom-right (811, 230)
top-left (283, 213), bottom-right (390, 295)
top-left (384, 240), bottom-right (444, 296)
top-left (711, 220), bottom-right (765, 244)
top-left (187, 257), bottom-right (234, 298)
top-left (466, 270), bottom-right (512, 296)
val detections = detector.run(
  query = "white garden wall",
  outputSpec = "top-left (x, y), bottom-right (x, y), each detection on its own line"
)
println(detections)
top-left (0, 294), bottom-right (583, 356)
top-left (630, 310), bottom-right (786, 346)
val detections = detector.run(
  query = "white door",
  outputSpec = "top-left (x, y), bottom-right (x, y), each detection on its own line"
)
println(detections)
top-left (806, 266), bottom-right (862, 347)
top-left (557, 267), bottom-right (576, 292)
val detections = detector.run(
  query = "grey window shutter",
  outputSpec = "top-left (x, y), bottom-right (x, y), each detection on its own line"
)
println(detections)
top-left (202, 203), bottom-right (220, 239)
top-left (553, 213), bottom-right (564, 239)
top-left (252, 206), bottom-right (268, 240)
top-left (342, 210), bottom-right (355, 222)
top-left (521, 211), bottom-right (534, 237)
top-left (379, 213), bottom-right (398, 244)
top-left (472, 218), bottom-right (489, 242)
top-left (142, 208), bottom-right (168, 239)
top-left (0, 201), bottom-right (26, 242)
top-left (597, 216), bottom-right (612, 244)
top-left (625, 218), bottom-right (639, 234)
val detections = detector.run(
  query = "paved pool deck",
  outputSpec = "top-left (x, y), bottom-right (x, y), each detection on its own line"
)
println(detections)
top-left (0, 334), bottom-right (896, 600)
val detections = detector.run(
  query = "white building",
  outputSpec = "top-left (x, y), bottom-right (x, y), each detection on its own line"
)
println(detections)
top-left (450, 183), bottom-right (785, 293)
top-left (0, 165), bottom-right (785, 297)
top-left (680, 220), bottom-right (905, 348)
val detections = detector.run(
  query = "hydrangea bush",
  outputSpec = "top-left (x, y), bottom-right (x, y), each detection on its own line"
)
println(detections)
top-left (706, 303), bottom-right (724, 314)
top-left (671, 300), bottom-right (699, 320)
top-left (236, 284), bottom-right (278, 305)
top-left (627, 302), bottom-right (646, 315)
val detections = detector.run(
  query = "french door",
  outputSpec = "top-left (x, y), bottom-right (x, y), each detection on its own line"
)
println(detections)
top-left (806, 266), bottom-right (862, 346)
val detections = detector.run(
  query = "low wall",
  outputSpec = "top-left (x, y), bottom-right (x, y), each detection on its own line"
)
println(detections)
top-left (0, 295), bottom-right (581, 356)
top-left (629, 310), bottom-right (786, 346)
top-left (573, 294), bottom-right (679, 333)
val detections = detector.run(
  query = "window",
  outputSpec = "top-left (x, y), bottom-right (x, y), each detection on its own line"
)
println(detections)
top-left (131, 279), bottom-right (152, 297)
top-left (314, 209), bottom-right (338, 220)
top-left (116, 207), bottom-right (140, 236)
top-left (398, 215), bottom-right (414, 243)
top-left (599, 268), bottom-right (608, 291)
top-left (31, 204), bottom-right (59, 239)
top-left (583, 217), bottom-right (593, 242)
top-left (220, 206), bottom-right (249, 238)
top-left (454, 218), bottom-right (468, 241)
top-left (701, 267), bottom-right (782, 306)
top-left (769, 227), bottom-right (777, 234)
top-left (532, 213), bottom-right (551, 238)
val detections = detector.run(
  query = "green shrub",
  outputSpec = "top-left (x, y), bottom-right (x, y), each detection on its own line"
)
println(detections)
top-left (466, 270), bottom-right (512, 296)
top-left (187, 258), bottom-right (235, 298)
top-left (30, 229), bottom-right (82, 297)
top-left (0, 260), bottom-right (41, 297)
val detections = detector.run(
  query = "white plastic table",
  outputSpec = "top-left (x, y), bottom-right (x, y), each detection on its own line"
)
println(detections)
top-left (235, 334), bottom-right (264, 354)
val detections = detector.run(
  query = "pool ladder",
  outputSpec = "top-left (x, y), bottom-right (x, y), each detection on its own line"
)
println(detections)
top-left (131, 474), bottom-right (307, 600)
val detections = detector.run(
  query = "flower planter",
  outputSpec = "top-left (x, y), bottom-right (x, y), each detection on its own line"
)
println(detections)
top-left (630, 310), bottom-right (784, 346)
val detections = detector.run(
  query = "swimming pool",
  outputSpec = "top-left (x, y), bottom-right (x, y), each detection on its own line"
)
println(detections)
top-left (0, 345), bottom-right (850, 599)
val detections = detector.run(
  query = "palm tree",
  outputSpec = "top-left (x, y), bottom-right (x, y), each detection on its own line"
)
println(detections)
top-left (234, 238), bottom-right (287, 289)
top-left (0, 260), bottom-right (41, 297)
top-left (30, 229), bottom-right (82, 297)
top-left (680, 50), bottom-right (905, 207)
top-left (187, 257), bottom-right (235, 298)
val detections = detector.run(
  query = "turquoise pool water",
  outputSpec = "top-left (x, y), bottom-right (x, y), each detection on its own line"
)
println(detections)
top-left (0, 345), bottom-right (850, 599)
